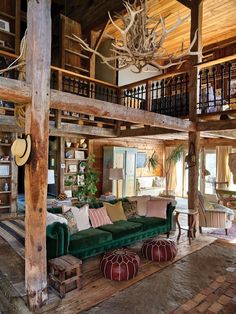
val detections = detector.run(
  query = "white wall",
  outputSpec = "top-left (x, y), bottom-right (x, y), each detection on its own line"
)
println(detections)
top-left (118, 64), bottom-right (162, 86)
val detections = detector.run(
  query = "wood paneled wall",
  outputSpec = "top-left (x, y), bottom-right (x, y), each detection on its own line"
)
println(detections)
top-left (89, 138), bottom-right (164, 195)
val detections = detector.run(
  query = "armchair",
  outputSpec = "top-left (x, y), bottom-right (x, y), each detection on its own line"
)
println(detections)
top-left (198, 192), bottom-right (234, 235)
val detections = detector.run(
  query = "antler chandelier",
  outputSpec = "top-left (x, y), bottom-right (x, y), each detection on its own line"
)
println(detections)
top-left (74, 0), bottom-right (201, 73)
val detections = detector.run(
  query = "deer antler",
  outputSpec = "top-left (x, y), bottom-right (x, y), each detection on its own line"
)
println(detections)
top-left (74, 0), bottom-right (202, 73)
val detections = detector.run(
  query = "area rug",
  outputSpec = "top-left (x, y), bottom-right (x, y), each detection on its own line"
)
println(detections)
top-left (0, 219), bottom-right (25, 259)
top-left (207, 221), bottom-right (236, 240)
top-left (82, 242), bottom-right (236, 314)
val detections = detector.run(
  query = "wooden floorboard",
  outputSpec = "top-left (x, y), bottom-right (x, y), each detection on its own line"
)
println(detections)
top-left (0, 229), bottom-right (217, 314)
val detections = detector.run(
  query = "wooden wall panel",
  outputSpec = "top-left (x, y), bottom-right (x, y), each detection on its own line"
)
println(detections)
top-left (89, 138), bottom-right (164, 196)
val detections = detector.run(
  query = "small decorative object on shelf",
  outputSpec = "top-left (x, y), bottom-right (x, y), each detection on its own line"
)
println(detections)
top-left (65, 141), bottom-right (72, 148)
top-left (3, 182), bottom-right (8, 192)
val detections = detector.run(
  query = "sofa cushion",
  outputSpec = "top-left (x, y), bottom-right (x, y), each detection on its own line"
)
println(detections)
top-left (146, 199), bottom-right (169, 219)
top-left (63, 204), bottom-right (91, 231)
top-left (69, 228), bottom-right (112, 251)
top-left (103, 201), bottom-right (127, 222)
top-left (128, 216), bottom-right (167, 231)
top-left (122, 200), bottom-right (138, 219)
top-left (98, 220), bottom-right (143, 240)
top-left (127, 196), bottom-right (151, 216)
top-left (88, 206), bottom-right (113, 228)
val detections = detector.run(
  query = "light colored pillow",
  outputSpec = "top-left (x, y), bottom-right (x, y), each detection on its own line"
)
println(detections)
top-left (146, 199), bottom-right (169, 219)
top-left (88, 206), bottom-right (113, 228)
top-left (103, 201), bottom-right (127, 222)
top-left (63, 204), bottom-right (91, 231)
top-left (63, 210), bottom-right (78, 235)
top-left (46, 212), bottom-right (68, 226)
top-left (127, 196), bottom-right (151, 216)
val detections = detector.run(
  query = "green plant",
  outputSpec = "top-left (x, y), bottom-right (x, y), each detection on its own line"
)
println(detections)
top-left (73, 154), bottom-right (99, 202)
top-left (164, 144), bottom-right (184, 195)
top-left (147, 151), bottom-right (159, 171)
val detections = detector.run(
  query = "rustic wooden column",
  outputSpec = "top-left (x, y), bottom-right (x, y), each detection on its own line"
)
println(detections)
top-left (25, 0), bottom-right (51, 309)
top-left (188, 0), bottom-right (203, 210)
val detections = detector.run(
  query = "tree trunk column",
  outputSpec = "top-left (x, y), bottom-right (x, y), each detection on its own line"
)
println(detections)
top-left (25, 0), bottom-right (51, 310)
top-left (188, 0), bottom-right (203, 211)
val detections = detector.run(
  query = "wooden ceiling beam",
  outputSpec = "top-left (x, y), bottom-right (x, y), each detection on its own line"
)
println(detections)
top-left (119, 127), bottom-right (180, 138)
top-left (0, 77), bottom-right (196, 132)
top-left (0, 115), bottom-right (116, 138)
top-left (176, 0), bottom-right (192, 9)
top-left (197, 119), bottom-right (236, 131)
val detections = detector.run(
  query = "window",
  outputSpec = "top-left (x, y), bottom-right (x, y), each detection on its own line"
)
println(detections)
top-left (205, 151), bottom-right (216, 194)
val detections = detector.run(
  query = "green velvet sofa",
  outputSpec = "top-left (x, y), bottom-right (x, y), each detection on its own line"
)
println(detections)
top-left (47, 200), bottom-right (175, 260)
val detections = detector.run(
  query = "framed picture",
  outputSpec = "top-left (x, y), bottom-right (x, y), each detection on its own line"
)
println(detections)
top-left (75, 150), bottom-right (85, 160)
top-left (0, 165), bottom-right (10, 176)
top-left (68, 164), bottom-right (77, 173)
top-left (136, 152), bottom-right (147, 168)
top-left (229, 79), bottom-right (236, 97)
top-left (0, 19), bottom-right (10, 32)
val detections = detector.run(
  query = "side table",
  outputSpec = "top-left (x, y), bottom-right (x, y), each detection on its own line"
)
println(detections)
top-left (175, 208), bottom-right (199, 245)
top-left (49, 254), bottom-right (82, 298)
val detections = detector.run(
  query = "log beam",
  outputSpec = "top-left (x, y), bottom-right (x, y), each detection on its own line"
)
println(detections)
top-left (24, 0), bottom-right (51, 310)
top-left (197, 119), bottom-right (236, 131)
top-left (0, 116), bottom-right (116, 138)
top-left (188, 0), bottom-right (203, 211)
top-left (119, 127), bottom-right (181, 138)
top-left (49, 90), bottom-right (195, 132)
top-left (0, 78), bottom-right (195, 133)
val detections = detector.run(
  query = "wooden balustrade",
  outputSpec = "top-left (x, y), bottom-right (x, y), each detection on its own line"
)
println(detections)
top-left (0, 49), bottom-right (236, 119)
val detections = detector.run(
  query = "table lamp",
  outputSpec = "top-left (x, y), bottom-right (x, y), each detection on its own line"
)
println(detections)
top-left (109, 168), bottom-right (124, 198)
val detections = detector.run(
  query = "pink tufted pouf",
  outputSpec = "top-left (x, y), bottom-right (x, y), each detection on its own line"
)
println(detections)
top-left (141, 239), bottom-right (177, 262)
top-left (100, 249), bottom-right (140, 281)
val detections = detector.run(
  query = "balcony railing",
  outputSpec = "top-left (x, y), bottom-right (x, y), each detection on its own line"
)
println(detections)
top-left (0, 49), bottom-right (236, 120)
top-left (119, 72), bottom-right (189, 117)
top-left (197, 54), bottom-right (236, 115)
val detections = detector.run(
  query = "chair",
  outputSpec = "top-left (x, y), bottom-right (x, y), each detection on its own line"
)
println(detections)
top-left (198, 192), bottom-right (234, 235)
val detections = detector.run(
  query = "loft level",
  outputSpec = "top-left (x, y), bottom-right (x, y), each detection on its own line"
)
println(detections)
top-left (0, 50), bottom-right (236, 121)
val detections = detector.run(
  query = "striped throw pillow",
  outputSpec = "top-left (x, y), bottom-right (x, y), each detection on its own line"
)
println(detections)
top-left (88, 206), bottom-right (113, 228)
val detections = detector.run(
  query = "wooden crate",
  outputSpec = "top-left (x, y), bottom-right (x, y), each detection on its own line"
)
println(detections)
top-left (49, 254), bottom-right (82, 298)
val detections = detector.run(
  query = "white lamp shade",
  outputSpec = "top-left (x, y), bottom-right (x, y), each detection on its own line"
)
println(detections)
top-left (48, 169), bottom-right (55, 185)
top-left (109, 168), bottom-right (124, 180)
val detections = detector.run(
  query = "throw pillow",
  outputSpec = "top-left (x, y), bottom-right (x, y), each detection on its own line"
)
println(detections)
top-left (146, 199), bottom-right (169, 219)
top-left (62, 204), bottom-right (91, 231)
top-left (122, 200), bottom-right (138, 219)
top-left (127, 196), bottom-right (151, 216)
top-left (88, 206), bottom-right (113, 228)
top-left (63, 210), bottom-right (78, 235)
top-left (103, 201), bottom-right (127, 222)
top-left (46, 212), bottom-right (68, 226)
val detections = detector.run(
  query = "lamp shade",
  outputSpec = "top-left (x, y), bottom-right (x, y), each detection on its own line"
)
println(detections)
top-left (48, 169), bottom-right (55, 185)
top-left (109, 168), bottom-right (124, 180)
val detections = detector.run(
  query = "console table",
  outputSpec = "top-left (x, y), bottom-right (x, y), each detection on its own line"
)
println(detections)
top-left (175, 208), bottom-right (198, 245)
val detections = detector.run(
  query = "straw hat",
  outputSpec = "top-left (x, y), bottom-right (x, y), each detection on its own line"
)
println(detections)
top-left (11, 134), bottom-right (32, 166)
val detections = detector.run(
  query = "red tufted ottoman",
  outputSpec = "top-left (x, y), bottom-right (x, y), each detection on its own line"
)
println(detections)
top-left (141, 239), bottom-right (177, 262)
top-left (100, 249), bottom-right (140, 281)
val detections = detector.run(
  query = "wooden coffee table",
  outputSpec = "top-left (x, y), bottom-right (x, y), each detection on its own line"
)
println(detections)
top-left (175, 208), bottom-right (199, 245)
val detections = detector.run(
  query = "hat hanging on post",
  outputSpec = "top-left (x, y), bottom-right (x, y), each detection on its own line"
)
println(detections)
top-left (11, 134), bottom-right (32, 166)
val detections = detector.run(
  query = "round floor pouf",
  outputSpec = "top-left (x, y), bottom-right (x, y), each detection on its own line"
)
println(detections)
top-left (100, 249), bottom-right (140, 281)
top-left (141, 239), bottom-right (177, 262)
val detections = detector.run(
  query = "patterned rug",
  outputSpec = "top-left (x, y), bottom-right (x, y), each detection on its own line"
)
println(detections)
top-left (0, 219), bottom-right (25, 259)
top-left (207, 221), bottom-right (236, 240)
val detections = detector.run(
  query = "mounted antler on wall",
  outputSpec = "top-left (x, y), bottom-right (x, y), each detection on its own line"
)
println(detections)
top-left (74, 0), bottom-right (202, 73)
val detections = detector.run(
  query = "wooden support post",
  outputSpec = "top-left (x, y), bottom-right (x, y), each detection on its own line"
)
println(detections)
top-left (188, 0), bottom-right (203, 211)
top-left (25, 0), bottom-right (51, 310)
